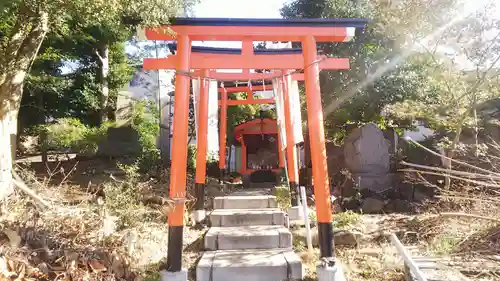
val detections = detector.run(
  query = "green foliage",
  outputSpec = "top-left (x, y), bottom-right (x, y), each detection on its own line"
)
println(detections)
top-left (332, 210), bottom-right (360, 229)
top-left (274, 185), bottom-right (292, 210)
top-left (43, 118), bottom-right (87, 150)
top-left (102, 175), bottom-right (144, 229)
top-left (130, 101), bottom-right (161, 172)
top-left (427, 233), bottom-right (460, 255)
top-left (3, 0), bottom-right (196, 131)
top-left (384, 1), bottom-right (500, 141)
top-left (187, 144), bottom-right (197, 171)
top-left (281, 0), bottom-right (461, 143)
top-left (41, 117), bottom-right (113, 154)
top-left (19, 33), bottom-right (136, 129)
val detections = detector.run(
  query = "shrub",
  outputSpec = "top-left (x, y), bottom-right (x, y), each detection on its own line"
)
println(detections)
top-left (41, 118), bottom-right (113, 154)
top-left (44, 118), bottom-right (87, 151)
top-left (130, 101), bottom-right (161, 172)
top-left (332, 210), bottom-right (360, 229)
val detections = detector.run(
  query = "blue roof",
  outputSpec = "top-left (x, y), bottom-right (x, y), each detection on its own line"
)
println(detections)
top-left (169, 17), bottom-right (368, 28)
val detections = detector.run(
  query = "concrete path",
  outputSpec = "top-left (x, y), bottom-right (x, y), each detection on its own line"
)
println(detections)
top-left (197, 188), bottom-right (303, 281)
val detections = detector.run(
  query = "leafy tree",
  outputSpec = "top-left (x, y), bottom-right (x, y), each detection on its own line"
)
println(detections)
top-left (0, 0), bottom-right (196, 197)
top-left (385, 0), bottom-right (500, 188)
top-left (19, 32), bottom-right (135, 133)
top-left (281, 0), bottom-right (461, 143)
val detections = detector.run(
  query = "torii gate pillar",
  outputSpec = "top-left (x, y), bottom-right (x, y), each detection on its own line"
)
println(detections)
top-left (193, 69), bottom-right (210, 224)
top-left (303, 35), bottom-right (335, 259)
top-left (162, 35), bottom-right (191, 276)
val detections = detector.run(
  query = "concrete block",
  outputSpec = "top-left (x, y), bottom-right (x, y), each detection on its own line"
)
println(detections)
top-left (213, 195), bottom-right (277, 210)
top-left (204, 226), bottom-right (292, 250)
top-left (197, 249), bottom-right (303, 281)
top-left (287, 206), bottom-right (304, 221)
top-left (278, 227), bottom-right (293, 249)
top-left (317, 263), bottom-right (346, 281)
top-left (160, 268), bottom-right (187, 281)
top-left (230, 188), bottom-right (272, 196)
top-left (192, 210), bottom-right (206, 223)
top-left (197, 251), bottom-right (215, 281)
top-left (283, 249), bottom-right (304, 280)
top-left (210, 209), bottom-right (285, 227)
top-left (272, 211), bottom-right (286, 226)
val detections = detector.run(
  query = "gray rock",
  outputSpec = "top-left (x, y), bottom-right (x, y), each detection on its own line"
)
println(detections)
top-left (97, 126), bottom-right (141, 157)
top-left (393, 199), bottom-right (411, 213)
top-left (343, 123), bottom-right (393, 194)
top-left (292, 228), bottom-right (360, 247)
top-left (333, 202), bottom-right (343, 213)
top-left (344, 124), bottom-right (391, 175)
top-left (333, 229), bottom-right (358, 246)
top-left (413, 190), bottom-right (429, 202)
top-left (361, 198), bottom-right (385, 214)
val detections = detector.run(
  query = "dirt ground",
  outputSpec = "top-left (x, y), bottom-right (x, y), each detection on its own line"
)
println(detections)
top-left (3, 156), bottom-right (500, 281)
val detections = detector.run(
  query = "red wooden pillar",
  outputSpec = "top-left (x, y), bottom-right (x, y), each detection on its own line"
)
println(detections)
top-left (164, 35), bottom-right (191, 272)
top-left (281, 74), bottom-right (299, 206)
top-left (303, 35), bottom-right (334, 259)
top-left (194, 69), bottom-right (209, 224)
top-left (219, 88), bottom-right (228, 182)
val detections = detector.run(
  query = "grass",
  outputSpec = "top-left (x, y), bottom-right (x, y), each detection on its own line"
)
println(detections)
top-left (274, 185), bottom-right (292, 210)
top-left (427, 233), bottom-right (460, 255)
top-left (333, 210), bottom-right (360, 229)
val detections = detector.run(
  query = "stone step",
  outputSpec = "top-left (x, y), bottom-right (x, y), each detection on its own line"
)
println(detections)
top-left (210, 208), bottom-right (285, 227)
top-left (197, 249), bottom-right (303, 281)
top-left (230, 188), bottom-right (273, 196)
top-left (214, 195), bottom-right (277, 209)
top-left (204, 225), bottom-right (292, 250)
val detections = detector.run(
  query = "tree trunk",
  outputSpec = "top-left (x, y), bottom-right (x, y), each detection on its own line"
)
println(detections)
top-left (97, 45), bottom-right (110, 124)
top-left (0, 11), bottom-right (48, 199)
top-left (473, 108), bottom-right (479, 157)
top-left (445, 118), bottom-right (465, 189)
top-left (38, 91), bottom-right (48, 164)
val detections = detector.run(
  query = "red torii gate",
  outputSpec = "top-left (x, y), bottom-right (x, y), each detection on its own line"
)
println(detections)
top-left (145, 46), bottom-right (349, 210)
top-left (141, 17), bottom-right (366, 276)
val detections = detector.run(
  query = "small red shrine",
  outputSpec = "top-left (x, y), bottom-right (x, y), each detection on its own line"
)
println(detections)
top-left (233, 118), bottom-right (283, 174)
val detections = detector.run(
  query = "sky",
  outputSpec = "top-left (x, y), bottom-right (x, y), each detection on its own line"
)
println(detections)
top-left (190, 0), bottom-right (287, 48)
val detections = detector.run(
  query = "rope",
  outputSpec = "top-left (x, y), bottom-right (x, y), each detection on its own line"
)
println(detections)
top-left (158, 56), bottom-right (327, 83)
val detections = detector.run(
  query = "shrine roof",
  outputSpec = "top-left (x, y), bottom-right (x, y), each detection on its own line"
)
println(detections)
top-left (169, 17), bottom-right (367, 28)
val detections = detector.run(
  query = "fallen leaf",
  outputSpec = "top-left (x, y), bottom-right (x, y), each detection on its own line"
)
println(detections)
top-left (0, 257), bottom-right (16, 278)
top-left (37, 263), bottom-right (49, 275)
top-left (3, 229), bottom-right (21, 248)
top-left (111, 254), bottom-right (124, 278)
top-left (17, 264), bottom-right (26, 279)
top-left (88, 260), bottom-right (106, 273)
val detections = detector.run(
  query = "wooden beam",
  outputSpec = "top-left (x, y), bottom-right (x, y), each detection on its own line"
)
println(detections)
top-left (145, 26), bottom-right (351, 42)
top-left (144, 53), bottom-right (349, 70)
top-left (220, 85), bottom-right (270, 93)
top-left (218, 98), bottom-right (275, 106)
top-left (191, 71), bottom-right (305, 81)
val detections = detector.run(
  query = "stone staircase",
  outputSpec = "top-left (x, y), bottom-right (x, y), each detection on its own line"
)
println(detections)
top-left (197, 191), bottom-right (304, 281)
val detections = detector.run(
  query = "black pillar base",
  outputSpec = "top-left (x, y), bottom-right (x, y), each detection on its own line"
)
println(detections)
top-left (219, 168), bottom-right (225, 184)
top-left (318, 222), bottom-right (335, 258)
top-left (289, 181), bottom-right (299, 206)
top-left (162, 225), bottom-right (183, 272)
top-left (194, 183), bottom-right (205, 210)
